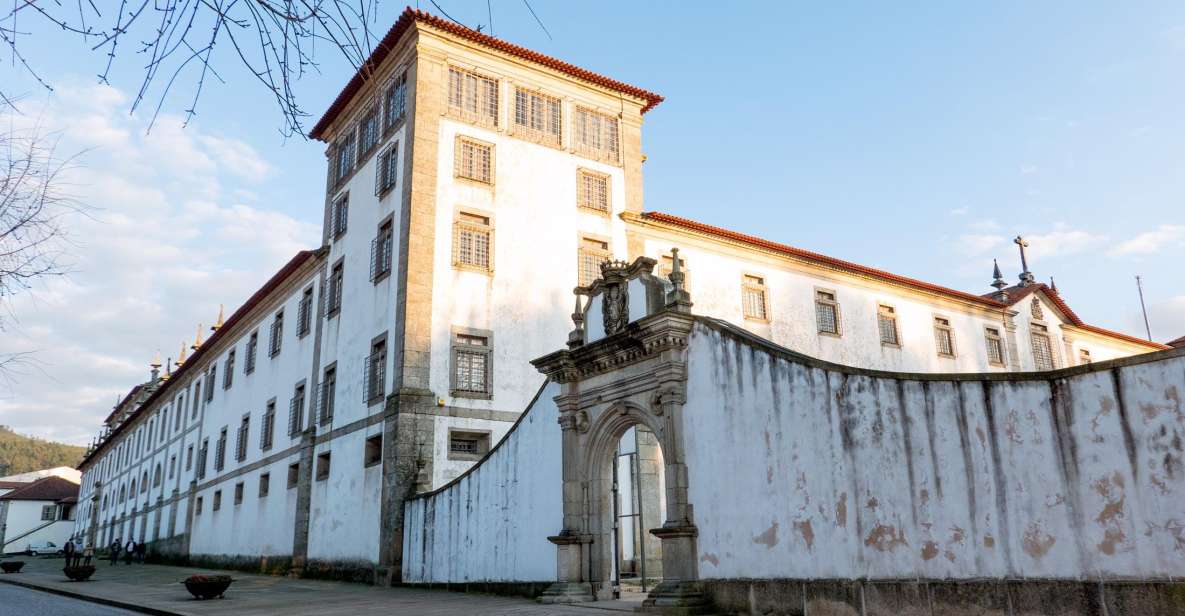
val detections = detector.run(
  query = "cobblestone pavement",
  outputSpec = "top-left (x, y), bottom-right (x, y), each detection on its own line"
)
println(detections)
top-left (0, 557), bottom-right (641, 615)
top-left (0, 582), bottom-right (141, 616)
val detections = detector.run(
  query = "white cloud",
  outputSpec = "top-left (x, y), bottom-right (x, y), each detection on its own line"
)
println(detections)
top-left (949, 206), bottom-right (969, 216)
top-left (1107, 224), bottom-right (1185, 257)
top-left (1023, 223), bottom-right (1107, 261)
top-left (1020, 165), bottom-right (1037, 175)
top-left (956, 233), bottom-right (1006, 257)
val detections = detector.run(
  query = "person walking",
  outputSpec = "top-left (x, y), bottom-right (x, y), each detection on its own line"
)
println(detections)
top-left (82, 543), bottom-right (94, 566)
top-left (124, 539), bottom-right (135, 564)
top-left (73, 537), bottom-right (84, 565)
top-left (63, 536), bottom-right (76, 566)
top-left (109, 539), bottom-right (122, 565)
top-left (134, 541), bottom-right (146, 564)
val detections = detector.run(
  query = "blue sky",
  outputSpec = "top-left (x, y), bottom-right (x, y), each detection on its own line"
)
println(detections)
top-left (1, 2), bottom-right (1183, 443)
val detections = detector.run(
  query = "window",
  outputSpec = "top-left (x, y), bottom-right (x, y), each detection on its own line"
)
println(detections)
top-left (332, 130), bottom-right (355, 188)
top-left (358, 105), bottom-right (380, 157)
top-left (315, 452), bottom-right (331, 481)
top-left (332, 194), bottom-right (349, 238)
top-left (377, 143), bottom-right (399, 195)
top-left (452, 328), bottom-right (492, 398)
top-left (513, 87), bottom-right (561, 146)
top-left (577, 168), bottom-right (610, 213)
top-left (328, 261), bottom-right (344, 316)
top-left (814, 289), bottom-right (839, 335)
top-left (245, 332), bottom-right (258, 374)
top-left (454, 136), bottom-right (494, 184)
top-left (191, 383), bottom-right (201, 419)
top-left (289, 384), bottom-right (306, 436)
top-left (287, 463), bottom-right (300, 489)
top-left (364, 434), bottom-right (382, 467)
top-left (197, 439), bottom-right (209, 479)
top-left (297, 287), bottom-right (314, 337)
top-left (383, 71), bottom-right (407, 132)
top-left (371, 220), bottom-right (394, 282)
top-left (448, 430), bottom-right (491, 461)
top-left (1031, 323), bottom-right (1055, 370)
top-left (235, 414), bottom-right (249, 462)
top-left (205, 367), bottom-right (216, 402)
top-left (233, 482), bottom-right (244, 506)
top-left (175, 395), bottom-right (185, 429)
top-left (447, 66), bottom-right (499, 127)
top-left (41, 504), bottom-right (56, 521)
top-left (168, 455), bottom-right (176, 480)
top-left (934, 317), bottom-right (956, 358)
top-left (578, 237), bottom-right (611, 287)
top-left (212, 490), bottom-right (222, 511)
top-left (153, 464), bottom-right (162, 487)
top-left (453, 211), bottom-right (493, 272)
top-left (572, 107), bottom-right (620, 163)
top-left (1079, 349), bottom-right (1092, 365)
top-left (366, 338), bottom-right (387, 404)
top-left (223, 350), bottom-right (235, 389)
top-left (186, 445), bottom-right (194, 471)
top-left (985, 327), bottom-right (1006, 366)
top-left (269, 311), bottom-right (283, 357)
top-left (742, 275), bottom-right (770, 322)
top-left (195, 496), bottom-right (203, 515)
top-left (214, 427), bottom-right (227, 471)
top-left (259, 473), bottom-right (270, 498)
top-left (261, 400), bottom-right (275, 451)
top-left (877, 305), bottom-right (899, 346)
top-left (319, 367), bottom-right (337, 425)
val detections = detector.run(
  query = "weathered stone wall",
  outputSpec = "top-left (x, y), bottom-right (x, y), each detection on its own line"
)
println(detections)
top-left (684, 319), bottom-right (1185, 583)
top-left (400, 382), bottom-right (562, 585)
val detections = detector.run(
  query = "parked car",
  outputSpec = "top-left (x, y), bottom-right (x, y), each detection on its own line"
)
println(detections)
top-left (25, 540), bottom-right (63, 556)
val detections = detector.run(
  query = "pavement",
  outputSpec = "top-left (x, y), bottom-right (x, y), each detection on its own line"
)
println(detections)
top-left (0, 582), bottom-right (140, 616)
top-left (0, 556), bottom-right (645, 615)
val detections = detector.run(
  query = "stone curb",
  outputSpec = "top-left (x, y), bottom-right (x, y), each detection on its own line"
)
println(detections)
top-left (0, 575), bottom-right (184, 616)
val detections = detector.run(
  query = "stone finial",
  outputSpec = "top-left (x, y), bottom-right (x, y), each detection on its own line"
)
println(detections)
top-left (211, 304), bottom-right (225, 332)
top-left (568, 291), bottom-right (586, 349)
top-left (176, 341), bottom-right (188, 367)
top-left (991, 259), bottom-right (1007, 291)
top-left (665, 247), bottom-right (693, 314)
top-left (1049, 277), bottom-right (1058, 294)
top-left (191, 324), bottom-right (204, 350)
top-left (150, 350), bottom-right (162, 382)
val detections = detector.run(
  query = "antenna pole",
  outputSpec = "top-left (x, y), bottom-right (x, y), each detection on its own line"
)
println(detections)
top-left (1136, 275), bottom-right (1152, 342)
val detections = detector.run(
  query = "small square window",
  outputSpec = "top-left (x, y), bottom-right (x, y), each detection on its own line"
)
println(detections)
top-left (259, 473), bottom-right (270, 498)
top-left (364, 434), bottom-right (383, 467)
top-left (454, 136), bottom-right (494, 184)
top-left (287, 463), bottom-right (300, 489)
top-left (453, 212), bottom-right (493, 273)
top-left (448, 430), bottom-right (491, 461)
top-left (577, 169), bottom-right (610, 213)
top-left (315, 452), bottom-right (331, 481)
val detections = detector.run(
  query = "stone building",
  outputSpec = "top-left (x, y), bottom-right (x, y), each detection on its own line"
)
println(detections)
top-left (72, 7), bottom-right (1169, 584)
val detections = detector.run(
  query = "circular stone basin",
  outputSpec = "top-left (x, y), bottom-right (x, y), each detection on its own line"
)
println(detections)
top-left (182, 575), bottom-right (233, 600)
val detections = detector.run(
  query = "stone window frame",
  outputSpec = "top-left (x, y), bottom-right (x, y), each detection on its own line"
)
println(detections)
top-left (329, 128), bottom-right (357, 191)
top-left (318, 364), bottom-right (337, 426)
top-left (1078, 348), bottom-right (1092, 365)
top-left (233, 481), bottom-right (244, 506)
top-left (245, 331), bottom-right (258, 374)
top-left (223, 349), bottom-right (235, 389)
top-left (370, 215), bottom-right (395, 284)
top-left (510, 82), bottom-right (563, 148)
top-left (327, 257), bottom-right (346, 318)
top-left (364, 434), bottom-right (383, 468)
top-left (1030, 322), bottom-right (1057, 371)
top-left (198, 438), bottom-right (209, 479)
top-left (331, 192), bottom-right (349, 239)
top-left (933, 314), bottom-right (958, 359)
top-left (877, 303), bottom-right (900, 347)
top-left (289, 381), bottom-right (307, 437)
top-left (297, 286), bottom-right (314, 338)
top-left (235, 412), bottom-right (250, 462)
top-left (813, 287), bottom-right (840, 336)
top-left (269, 309), bottom-right (284, 358)
top-left (168, 454), bottom-right (176, 480)
top-left (741, 273), bottom-right (771, 323)
top-left (195, 496), bottom-right (203, 515)
top-left (258, 472), bottom-right (270, 498)
top-left (185, 444), bottom-right (194, 471)
top-left (446, 65), bottom-right (500, 128)
top-left (315, 451), bottom-right (331, 481)
top-left (447, 428), bottom-right (492, 462)
top-left (577, 233), bottom-right (612, 288)
top-left (984, 326), bottom-right (1006, 367)
top-left (357, 103), bottom-right (382, 159)
top-left (261, 398), bottom-right (277, 451)
top-left (453, 134), bottom-right (495, 186)
top-left (376, 141), bottom-right (399, 197)
top-left (212, 489), bottom-right (222, 512)
top-left (365, 333), bottom-right (387, 407)
top-left (286, 462), bottom-right (300, 489)
top-left (214, 426), bottom-right (228, 472)
top-left (205, 366), bottom-right (216, 402)
top-left (451, 207), bottom-right (495, 275)
top-left (571, 105), bottom-right (622, 165)
top-left (576, 167), bottom-right (611, 215)
top-left (450, 325), bottom-right (494, 400)
top-left (383, 69), bottom-right (408, 136)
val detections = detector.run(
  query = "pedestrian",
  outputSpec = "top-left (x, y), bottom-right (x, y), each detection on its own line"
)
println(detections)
top-left (109, 539), bottom-right (121, 565)
top-left (83, 543), bottom-right (94, 566)
top-left (135, 541), bottom-right (146, 564)
top-left (73, 537), bottom-right (84, 565)
top-left (63, 536), bottom-right (76, 566)
top-left (124, 539), bottom-right (135, 564)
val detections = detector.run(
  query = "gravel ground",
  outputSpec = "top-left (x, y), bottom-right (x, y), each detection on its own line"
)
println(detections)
top-left (0, 583), bottom-right (140, 616)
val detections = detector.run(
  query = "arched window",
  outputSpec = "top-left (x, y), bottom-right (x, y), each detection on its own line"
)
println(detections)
top-left (140, 471), bottom-right (149, 493)
top-left (153, 464), bottom-right (162, 487)
top-left (119, 484), bottom-right (127, 502)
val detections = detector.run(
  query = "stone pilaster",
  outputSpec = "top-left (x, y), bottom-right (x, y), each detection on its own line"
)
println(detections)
top-left (290, 425), bottom-right (317, 573)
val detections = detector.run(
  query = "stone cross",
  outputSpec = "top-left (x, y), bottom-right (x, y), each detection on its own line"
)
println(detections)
top-left (1015, 235), bottom-right (1035, 286)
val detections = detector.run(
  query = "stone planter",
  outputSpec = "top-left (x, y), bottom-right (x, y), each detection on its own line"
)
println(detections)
top-left (63, 565), bottom-right (96, 581)
top-left (0, 561), bottom-right (25, 573)
top-left (182, 574), bottom-right (233, 599)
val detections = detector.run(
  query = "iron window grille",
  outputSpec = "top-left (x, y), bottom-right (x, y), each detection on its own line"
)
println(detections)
top-left (223, 351), bottom-right (235, 389)
top-left (447, 67), bottom-right (499, 127)
top-left (1079, 349), bottom-right (1092, 365)
top-left (365, 343), bottom-right (387, 404)
top-left (297, 287), bottom-right (314, 337)
top-left (814, 290), bottom-right (839, 334)
top-left (742, 275), bottom-right (770, 322)
top-left (245, 332), bottom-right (258, 373)
top-left (235, 415), bottom-right (249, 462)
top-left (450, 438), bottom-right (478, 454)
top-left (318, 369), bottom-right (336, 425)
top-left (376, 143), bottom-right (399, 196)
top-left (288, 387), bottom-right (305, 436)
top-left (877, 305), bottom-right (900, 346)
top-left (1031, 324), bottom-right (1055, 370)
top-left (258, 473), bottom-right (270, 497)
top-left (384, 72), bottom-right (407, 133)
top-left (358, 105), bottom-right (381, 157)
top-left (261, 403), bottom-right (275, 451)
top-left (269, 311), bottom-right (283, 357)
top-left (452, 212), bottom-right (492, 272)
top-left (234, 482), bottom-right (244, 505)
top-left (328, 262), bottom-right (344, 316)
top-left (332, 194), bottom-right (349, 238)
top-left (370, 223), bottom-right (394, 282)
top-left (451, 332), bottom-right (491, 398)
top-left (185, 445), bottom-right (193, 471)
top-left (454, 136), bottom-right (494, 184)
top-left (985, 327), bottom-right (1005, 365)
top-left (214, 429), bottom-right (226, 472)
top-left (572, 107), bottom-right (620, 164)
top-left (934, 317), bottom-right (956, 358)
top-left (512, 87), bottom-right (562, 147)
top-left (332, 131), bottom-right (356, 188)
top-left (577, 168), bottom-right (610, 213)
top-left (205, 367), bottom-right (216, 402)
top-left (578, 238), bottom-right (611, 287)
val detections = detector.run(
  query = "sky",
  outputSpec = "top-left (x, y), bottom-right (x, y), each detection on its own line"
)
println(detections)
top-left (1, 2), bottom-right (1183, 445)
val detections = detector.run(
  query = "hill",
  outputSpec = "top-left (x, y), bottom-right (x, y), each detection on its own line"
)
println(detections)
top-left (0, 425), bottom-right (85, 476)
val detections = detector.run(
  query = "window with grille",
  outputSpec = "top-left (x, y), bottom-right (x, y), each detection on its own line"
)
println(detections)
top-left (332, 131), bottom-right (355, 187)
top-left (577, 168), bottom-right (610, 213)
top-left (289, 385), bottom-right (306, 436)
top-left (261, 401), bottom-right (275, 451)
top-left (365, 340), bottom-right (387, 404)
top-left (377, 143), bottom-right (399, 195)
top-left (297, 287), bottom-right (313, 337)
top-left (513, 87), bottom-right (561, 146)
top-left (384, 72), bottom-right (407, 132)
top-left (234, 482), bottom-right (244, 505)
top-left (192, 383), bottom-right (201, 418)
top-left (328, 262), bottom-right (344, 316)
top-left (878, 305), bottom-right (899, 346)
top-left (452, 331), bottom-right (492, 398)
top-left (572, 107), bottom-right (620, 163)
top-left (332, 194), bottom-right (349, 238)
top-left (371, 221), bottom-right (394, 283)
top-left (223, 351), bottom-right (235, 389)
top-left (742, 275), bottom-right (769, 321)
top-left (269, 310), bottom-right (283, 357)
top-left (213, 490), bottom-right (221, 511)
top-left (175, 395), bottom-right (184, 429)
top-left (195, 497), bottom-right (202, 514)
top-left (578, 237), bottom-right (611, 287)
top-left (1031, 324), bottom-right (1055, 370)
top-left (258, 473), bottom-right (270, 498)
top-left (315, 452), bottom-right (331, 481)
top-left (452, 212), bottom-right (492, 272)
top-left (1079, 349), bottom-right (1092, 365)
top-left (359, 105), bottom-right (380, 156)
top-left (169, 455), bottom-right (176, 479)
top-left (319, 368), bottom-right (336, 425)
top-left (448, 430), bottom-right (491, 460)
top-left (186, 445), bottom-right (193, 471)
top-left (205, 367), bottom-right (216, 402)
top-left (454, 136), bottom-right (493, 184)
top-left (985, 327), bottom-right (1005, 365)
top-left (235, 415), bottom-right (249, 462)
top-left (41, 504), bottom-right (56, 520)
top-left (214, 427), bottom-right (227, 472)
top-left (447, 66), bottom-right (499, 127)
top-left (245, 332), bottom-right (257, 374)
top-left (814, 290), bottom-right (839, 334)
top-left (934, 317), bottom-right (956, 357)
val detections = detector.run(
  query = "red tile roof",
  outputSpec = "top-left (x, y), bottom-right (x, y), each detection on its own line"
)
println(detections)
top-left (309, 7), bottom-right (664, 141)
top-left (0, 481), bottom-right (26, 491)
top-left (79, 250), bottom-right (321, 469)
top-left (1169, 335), bottom-right (1185, 348)
top-left (0, 476), bottom-right (78, 502)
top-left (989, 283), bottom-right (1169, 350)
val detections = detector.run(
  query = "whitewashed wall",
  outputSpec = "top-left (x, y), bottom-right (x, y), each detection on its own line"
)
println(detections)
top-left (684, 320), bottom-right (1185, 580)
top-left (402, 382), bottom-right (562, 583)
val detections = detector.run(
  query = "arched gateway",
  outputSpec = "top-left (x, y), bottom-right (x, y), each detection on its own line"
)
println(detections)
top-left (532, 255), bottom-right (710, 612)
